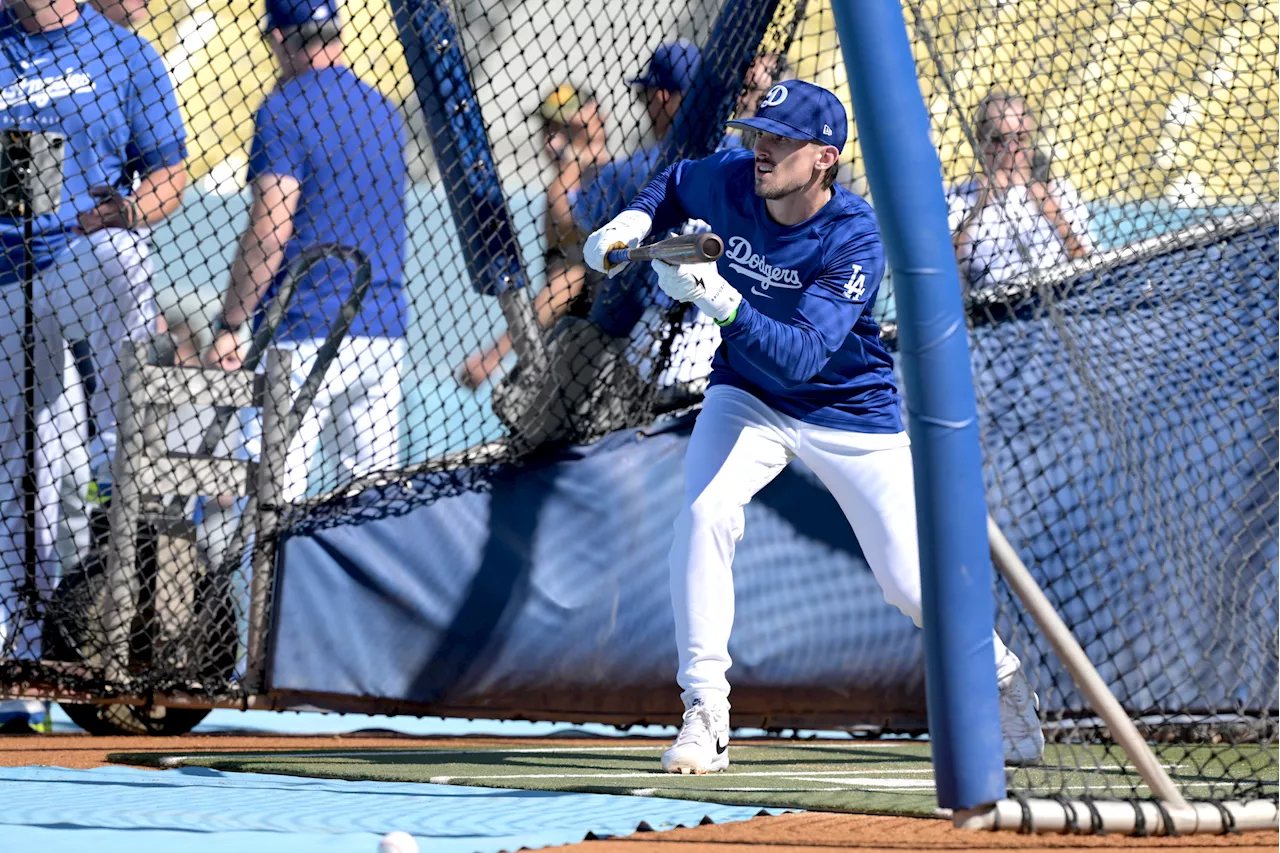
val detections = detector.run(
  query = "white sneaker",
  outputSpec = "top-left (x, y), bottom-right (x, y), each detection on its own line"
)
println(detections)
top-left (999, 665), bottom-right (1045, 766)
top-left (661, 698), bottom-right (730, 774)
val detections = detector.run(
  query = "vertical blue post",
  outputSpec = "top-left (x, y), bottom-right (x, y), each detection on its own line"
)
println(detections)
top-left (829, 0), bottom-right (1006, 810)
top-left (393, 0), bottom-right (527, 297)
top-left (394, 0), bottom-right (547, 369)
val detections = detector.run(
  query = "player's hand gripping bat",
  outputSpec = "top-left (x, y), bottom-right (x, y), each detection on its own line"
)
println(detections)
top-left (605, 232), bottom-right (724, 269)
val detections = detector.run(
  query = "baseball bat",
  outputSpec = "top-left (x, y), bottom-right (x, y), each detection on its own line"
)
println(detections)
top-left (606, 233), bottom-right (724, 268)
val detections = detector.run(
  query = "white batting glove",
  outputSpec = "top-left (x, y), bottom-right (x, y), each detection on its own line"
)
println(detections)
top-left (651, 260), bottom-right (743, 325)
top-left (584, 209), bottom-right (653, 278)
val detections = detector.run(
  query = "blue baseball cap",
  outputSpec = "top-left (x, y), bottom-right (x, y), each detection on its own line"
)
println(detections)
top-left (265, 0), bottom-right (340, 30)
top-left (727, 80), bottom-right (848, 151)
top-left (629, 39), bottom-right (701, 94)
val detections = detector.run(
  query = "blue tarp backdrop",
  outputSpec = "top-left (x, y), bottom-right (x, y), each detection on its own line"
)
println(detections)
top-left (267, 225), bottom-right (1277, 730)
top-left (267, 418), bottom-right (928, 727)
top-left (978, 224), bottom-right (1279, 719)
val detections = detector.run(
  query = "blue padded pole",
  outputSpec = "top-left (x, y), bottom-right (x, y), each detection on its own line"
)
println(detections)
top-left (393, 0), bottom-right (546, 368)
top-left (828, 0), bottom-right (1006, 810)
top-left (393, 0), bottom-right (527, 297)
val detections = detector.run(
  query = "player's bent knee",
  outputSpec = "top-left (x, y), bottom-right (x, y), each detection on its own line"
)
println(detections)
top-left (683, 497), bottom-right (744, 539)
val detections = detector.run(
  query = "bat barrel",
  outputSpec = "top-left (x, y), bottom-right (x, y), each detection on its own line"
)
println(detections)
top-left (696, 233), bottom-right (724, 261)
top-left (605, 233), bottom-right (724, 268)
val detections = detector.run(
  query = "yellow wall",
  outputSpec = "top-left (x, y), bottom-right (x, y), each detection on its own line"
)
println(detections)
top-left (783, 0), bottom-right (1277, 205)
top-left (146, 0), bottom-right (1275, 205)
top-left (139, 0), bottom-right (412, 182)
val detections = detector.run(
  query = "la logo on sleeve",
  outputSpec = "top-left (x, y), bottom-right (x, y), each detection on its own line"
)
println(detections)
top-left (843, 264), bottom-right (865, 300)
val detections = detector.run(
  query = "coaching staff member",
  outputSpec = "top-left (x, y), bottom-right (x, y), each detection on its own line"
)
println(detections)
top-left (205, 0), bottom-right (407, 501)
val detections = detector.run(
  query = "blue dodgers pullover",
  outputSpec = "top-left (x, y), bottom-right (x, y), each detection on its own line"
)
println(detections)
top-left (626, 148), bottom-right (902, 432)
top-left (0, 6), bottom-right (187, 283)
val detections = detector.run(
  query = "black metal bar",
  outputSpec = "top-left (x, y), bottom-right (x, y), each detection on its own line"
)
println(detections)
top-left (193, 243), bottom-right (317, 458)
top-left (20, 193), bottom-right (35, 626)
top-left (281, 245), bottom-right (371, 444)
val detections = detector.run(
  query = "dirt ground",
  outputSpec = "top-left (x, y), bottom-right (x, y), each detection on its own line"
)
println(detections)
top-left (3, 732), bottom-right (1276, 853)
top-left (555, 811), bottom-right (1278, 853)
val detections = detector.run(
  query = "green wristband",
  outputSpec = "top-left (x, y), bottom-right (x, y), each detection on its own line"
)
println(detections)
top-left (714, 305), bottom-right (739, 327)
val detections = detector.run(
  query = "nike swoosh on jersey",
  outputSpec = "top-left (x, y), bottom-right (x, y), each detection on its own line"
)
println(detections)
top-left (731, 262), bottom-right (803, 298)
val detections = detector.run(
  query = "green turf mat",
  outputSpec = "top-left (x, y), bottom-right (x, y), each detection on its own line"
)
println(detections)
top-left (110, 741), bottom-right (1279, 817)
top-left (1012, 743), bottom-right (1280, 801)
top-left (113, 742), bottom-right (943, 815)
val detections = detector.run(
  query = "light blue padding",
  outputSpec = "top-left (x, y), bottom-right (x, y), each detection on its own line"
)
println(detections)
top-left (194, 708), bottom-right (678, 737)
top-left (0, 766), bottom-right (768, 853)
top-left (48, 702), bottom-right (667, 737)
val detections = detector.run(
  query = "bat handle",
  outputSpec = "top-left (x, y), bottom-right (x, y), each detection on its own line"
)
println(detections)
top-left (605, 247), bottom-right (630, 267)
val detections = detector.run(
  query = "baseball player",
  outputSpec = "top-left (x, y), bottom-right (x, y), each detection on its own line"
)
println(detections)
top-left (584, 80), bottom-right (1044, 774)
top-left (0, 0), bottom-right (187, 679)
top-left (582, 44), bottom-right (797, 389)
top-left (205, 0), bottom-right (406, 503)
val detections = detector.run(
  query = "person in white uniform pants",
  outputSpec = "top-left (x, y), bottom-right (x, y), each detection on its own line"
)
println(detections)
top-left (204, 0), bottom-right (407, 504)
top-left (584, 80), bottom-right (1045, 774)
top-left (0, 0), bottom-right (187, 697)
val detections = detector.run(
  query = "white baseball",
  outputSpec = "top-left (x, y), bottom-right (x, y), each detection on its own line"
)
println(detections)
top-left (378, 831), bottom-right (419, 853)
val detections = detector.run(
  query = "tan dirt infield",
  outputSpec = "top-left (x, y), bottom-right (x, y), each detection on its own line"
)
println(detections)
top-left (2, 732), bottom-right (1275, 852)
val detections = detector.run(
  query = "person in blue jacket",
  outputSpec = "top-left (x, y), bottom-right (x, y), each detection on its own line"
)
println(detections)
top-left (584, 80), bottom-right (1044, 775)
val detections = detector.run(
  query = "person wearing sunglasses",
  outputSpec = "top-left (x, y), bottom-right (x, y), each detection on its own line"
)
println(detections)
top-left (949, 89), bottom-right (1093, 288)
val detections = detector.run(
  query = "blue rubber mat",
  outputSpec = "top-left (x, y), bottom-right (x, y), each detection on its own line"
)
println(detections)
top-left (0, 765), bottom-right (768, 853)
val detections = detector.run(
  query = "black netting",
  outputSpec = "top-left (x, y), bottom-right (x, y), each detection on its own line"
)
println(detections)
top-left (899, 0), bottom-right (1277, 804)
top-left (0, 0), bottom-right (827, 730)
top-left (0, 0), bottom-right (1272, 808)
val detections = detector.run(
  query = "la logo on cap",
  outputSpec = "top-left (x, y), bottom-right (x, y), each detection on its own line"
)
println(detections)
top-left (312, 5), bottom-right (330, 18)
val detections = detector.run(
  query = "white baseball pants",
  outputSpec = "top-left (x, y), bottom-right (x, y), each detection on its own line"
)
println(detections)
top-left (239, 336), bottom-right (404, 502)
top-left (33, 229), bottom-right (156, 471)
top-left (197, 336), bottom-right (403, 581)
top-left (0, 229), bottom-right (154, 656)
top-left (671, 384), bottom-right (1018, 705)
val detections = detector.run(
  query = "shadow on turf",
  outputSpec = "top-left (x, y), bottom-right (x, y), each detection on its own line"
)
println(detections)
top-left (110, 743), bottom-right (936, 779)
